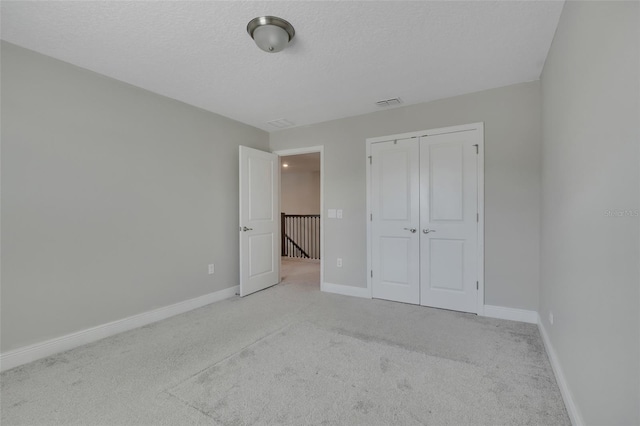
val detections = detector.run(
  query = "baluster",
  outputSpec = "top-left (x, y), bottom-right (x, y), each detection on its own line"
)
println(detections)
top-left (309, 216), bottom-right (312, 259)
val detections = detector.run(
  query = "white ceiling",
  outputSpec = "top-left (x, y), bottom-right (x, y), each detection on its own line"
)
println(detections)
top-left (281, 153), bottom-right (321, 173)
top-left (1, 1), bottom-right (564, 132)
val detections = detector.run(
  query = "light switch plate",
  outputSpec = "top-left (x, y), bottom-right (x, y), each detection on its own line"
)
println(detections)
top-left (337, 209), bottom-right (343, 219)
top-left (328, 209), bottom-right (336, 218)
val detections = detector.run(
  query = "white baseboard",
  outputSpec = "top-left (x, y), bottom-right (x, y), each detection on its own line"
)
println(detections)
top-left (0, 285), bottom-right (239, 372)
top-left (483, 304), bottom-right (539, 324)
top-left (484, 305), bottom-right (583, 425)
top-left (537, 320), bottom-right (584, 426)
top-left (321, 282), bottom-right (371, 299)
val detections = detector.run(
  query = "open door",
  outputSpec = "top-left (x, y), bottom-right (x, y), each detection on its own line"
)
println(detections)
top-left (239, 146), bottom-right (280, 297)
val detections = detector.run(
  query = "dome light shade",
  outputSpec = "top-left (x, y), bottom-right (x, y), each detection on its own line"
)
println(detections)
top-left (247, 16), bottom-right (295, 53)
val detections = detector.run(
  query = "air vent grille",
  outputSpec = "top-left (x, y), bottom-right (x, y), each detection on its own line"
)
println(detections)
top-left (375, 98), bottom-right (403, 107)
top-left (266, 118), bottom-right (295, 129)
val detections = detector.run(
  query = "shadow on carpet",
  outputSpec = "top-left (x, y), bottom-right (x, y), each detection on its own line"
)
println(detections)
top-left (165, 321), bottom-right (568, 425)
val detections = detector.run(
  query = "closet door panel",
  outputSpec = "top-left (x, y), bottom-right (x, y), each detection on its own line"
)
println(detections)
top-left (430, 143), bottom-right (464, 221)
top-left (420, 132), bottom-right (479, 313)
top-left (370, 138), bottom-right (420, 304)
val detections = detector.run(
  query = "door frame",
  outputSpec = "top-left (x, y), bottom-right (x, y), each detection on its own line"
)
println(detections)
top-left (272, 146), bottom-right (324, 287)
top-left (366, 122), bottom-right (485, 315)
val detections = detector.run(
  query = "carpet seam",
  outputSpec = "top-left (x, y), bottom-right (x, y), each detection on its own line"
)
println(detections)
top-left (163, 319), bottom-right (299, 395)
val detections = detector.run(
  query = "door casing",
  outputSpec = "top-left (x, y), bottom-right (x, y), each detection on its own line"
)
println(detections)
top-left (366, 122), bottom-right (485, 315)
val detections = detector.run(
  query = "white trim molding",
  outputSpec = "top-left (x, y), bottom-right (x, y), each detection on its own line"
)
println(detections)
top-left (483, 305), bottom-right (539, 324)
top-left (321, 282), bottom-right (372, 299)
top-left (483, 305), bottom-right (585, 425)
top-left (0, 285), bottom-right (239, 372)
top-left (538, 320), bottom-right (584, 426)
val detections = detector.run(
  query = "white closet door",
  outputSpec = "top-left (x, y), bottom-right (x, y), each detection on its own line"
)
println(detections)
top-left (371, 138), bottom-right (420, 304)
top-left (419, 131), bottom-right (479, 313)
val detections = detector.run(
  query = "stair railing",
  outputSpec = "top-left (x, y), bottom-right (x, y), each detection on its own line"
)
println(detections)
top-left (281, 213), bottom-right (320, 259)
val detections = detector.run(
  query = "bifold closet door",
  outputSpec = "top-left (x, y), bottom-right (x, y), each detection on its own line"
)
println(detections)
top-left (370, 138), bottom-right (420, 304)
top-left (419, 132), bottom-right (479, 313)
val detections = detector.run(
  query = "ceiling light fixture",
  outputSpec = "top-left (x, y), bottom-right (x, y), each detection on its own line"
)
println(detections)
top-left (282, 163), bottom-right (289, 168)
top-left (247, 16), bottom-right (295, 53)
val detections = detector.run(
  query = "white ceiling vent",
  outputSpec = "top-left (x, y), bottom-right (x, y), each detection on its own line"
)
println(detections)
top-left (266, 118), bottom-right (295, 129)
top-left (375, 98), bottom-right (403, 107)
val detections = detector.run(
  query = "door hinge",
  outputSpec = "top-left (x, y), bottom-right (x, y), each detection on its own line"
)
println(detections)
top-left (369, 156), bottom-right (372, 164)
top-left (370, 213), bottom-right (373, 221)
top-left (477, 281), bottom-right (479, 290)
top-left (473, 144), bottom-right (479, 154)
top-left (371, 270), bottom-right (373, 278)
top-left (477, 213), bottom-right (479, 222)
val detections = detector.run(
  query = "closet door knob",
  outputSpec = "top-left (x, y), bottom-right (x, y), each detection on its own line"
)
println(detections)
top-left (423, 229), bottom-right (436, 234)
top-left (403, 228), bottom-right (417, 233)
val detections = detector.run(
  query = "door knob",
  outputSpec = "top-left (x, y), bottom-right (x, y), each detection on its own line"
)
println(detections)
top-left (403, 228), bottom-right (417, 233)
top-left (423, 229), bottom-right (436, 234)
top-left (242, 226), bottom-right (253, 232)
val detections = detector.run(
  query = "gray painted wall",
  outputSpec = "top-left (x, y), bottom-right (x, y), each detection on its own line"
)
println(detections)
top-left (1, 42), bottom-right (269, 352)
top-left (269, 82), bottom-right (542, 311)
top-left (539, 2), bottom-right (639, 424)
top-left (281, 171), bottom-right (321, 215)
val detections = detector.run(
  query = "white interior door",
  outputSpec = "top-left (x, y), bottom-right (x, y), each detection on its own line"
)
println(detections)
top-left (419, 131), bottom-right (479, 313)
top-left (371, 138), bottom-right (420, 304)
top-left (239, 146), bottom-right (280, 297)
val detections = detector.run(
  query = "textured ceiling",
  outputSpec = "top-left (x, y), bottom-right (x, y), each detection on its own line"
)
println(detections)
top-left (1, 1), bottom-right (564, 132)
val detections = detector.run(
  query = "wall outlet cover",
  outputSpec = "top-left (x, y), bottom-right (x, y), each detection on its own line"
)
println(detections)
top-left (208, 264), bottom-right (215, 275)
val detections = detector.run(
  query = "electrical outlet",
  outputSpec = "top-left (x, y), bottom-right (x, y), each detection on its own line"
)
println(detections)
top-left (208, 264), bottom-right (215, 275)
top-left (549, 312), bottom-right (554, 325)
top-left (337, 258), bottom-right (343, 267)
top-left (337, 209), bottom-right (343, 219)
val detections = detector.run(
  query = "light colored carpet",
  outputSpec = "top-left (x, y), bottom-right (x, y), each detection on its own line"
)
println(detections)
top-left (1, 259), bottom-right (569, 425)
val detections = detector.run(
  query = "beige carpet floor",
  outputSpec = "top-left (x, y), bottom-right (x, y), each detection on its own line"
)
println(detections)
top-left (1, 258), bottom-right (569, 425)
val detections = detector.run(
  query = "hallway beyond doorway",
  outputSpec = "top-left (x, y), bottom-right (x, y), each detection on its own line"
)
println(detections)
top-left (280, 257), bottom-right (320, 290)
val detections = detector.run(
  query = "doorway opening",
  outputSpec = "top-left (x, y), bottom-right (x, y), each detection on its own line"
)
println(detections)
top-left (275, 147), bottom-right (323, 290)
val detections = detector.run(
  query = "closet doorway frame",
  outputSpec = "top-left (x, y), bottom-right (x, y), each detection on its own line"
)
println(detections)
top-left (365, 122), bottom-right (485, 315)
